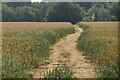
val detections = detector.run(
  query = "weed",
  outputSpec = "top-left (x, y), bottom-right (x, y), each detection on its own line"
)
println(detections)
top-left (60, 51), bottom-right (71, 58)
top-left (44, 65), bottom-right (74, 78)
top-left (43, 61), bottom-right (50, 65)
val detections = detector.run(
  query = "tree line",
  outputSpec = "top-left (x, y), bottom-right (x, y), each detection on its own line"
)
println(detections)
top-left (2, 2), bottom-right (120, 24)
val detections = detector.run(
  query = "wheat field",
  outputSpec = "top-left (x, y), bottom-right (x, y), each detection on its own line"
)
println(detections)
top-left (2, 22), bottom-right (75, 78)
top-left (77, 22), bottom-right (118, 78)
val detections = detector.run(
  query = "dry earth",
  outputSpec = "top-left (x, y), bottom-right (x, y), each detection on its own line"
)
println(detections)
top-left (31, 26), bottom-right (96, 78)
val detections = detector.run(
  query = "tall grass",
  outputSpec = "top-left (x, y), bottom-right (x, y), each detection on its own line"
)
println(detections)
top-left (77, 22), bottom-right (118, 78)
top-left (2, 23), bottom-right (75, 78)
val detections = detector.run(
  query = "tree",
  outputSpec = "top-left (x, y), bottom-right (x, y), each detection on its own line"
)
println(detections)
top-left (31, 2), bottom-right (42, 9)
top-left (76, 2), bottom-right (93, 11)
top-left (6, 2), bottom-right (31, 8)
top-left (2, 4), bottom-right (15, 22)
top-left (45, 2), bottom-right (83, 24)
top-left (39, 2), bottom-right (54, 21)
top-left (15, 6), bottom-right (37, 21)
top-left (111, 2), bottom-right (120, 21)
top-left (2, 2), bottom-right (120, 22)
top-left (82, 14), bottom-right (95, 22)
top-left (82, 3), bottom-right (112, 22)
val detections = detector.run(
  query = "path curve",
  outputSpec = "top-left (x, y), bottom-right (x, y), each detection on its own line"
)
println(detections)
top-left (31, 26), bottom-right (96, 78)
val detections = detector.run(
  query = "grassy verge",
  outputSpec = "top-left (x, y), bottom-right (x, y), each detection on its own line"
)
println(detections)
top-left (3, 27), bottom-right (75, 78)
top-left (77, 22), bottom-right (118, 78)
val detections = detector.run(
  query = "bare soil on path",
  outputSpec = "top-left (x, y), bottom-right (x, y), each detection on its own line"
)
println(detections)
top-left (31, 26), bottom-right (96, 78)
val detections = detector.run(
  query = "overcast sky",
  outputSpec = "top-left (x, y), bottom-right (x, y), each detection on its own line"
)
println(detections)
top-left (31, 0), bottom-right (119, 2)
top-left (31, 0), bottom-right (42, 2)
top-left (1, 0), bottom-right (119, 2)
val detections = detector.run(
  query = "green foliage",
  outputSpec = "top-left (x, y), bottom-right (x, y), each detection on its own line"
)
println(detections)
top-left (2, 4), bottom-right (14, 21)
top-left (45, 2), bottom-right (83, 24)
top-left (82, 3), bottom-right (112, 22)
top-left (39, 2), bottom-right (55, 22)
top-left (82, 15), bottom-right (95, 22)
top-left (76, 2), bottom-right (93, 10)
top-left (6, 2), bottom-right (31, 8)
top-left (2, 2), bottom-right (120, 22)
top-left (15, 6), bottom-right (37, 21)
top-left (111, 2), bottom-right (120, 21)
top-left (44, 65), bottom-right (74, 78)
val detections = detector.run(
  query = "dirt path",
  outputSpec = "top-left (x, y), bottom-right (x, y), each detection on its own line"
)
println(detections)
top-left (31, 26), bottom-right (96, 78)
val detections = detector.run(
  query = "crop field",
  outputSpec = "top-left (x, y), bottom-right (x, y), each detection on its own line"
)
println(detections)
top-left (77, 22), bottom-right (118, 78)
top-left (3, 22), bottom-right (73, 30)
top-left (2, 22), bottom-right (75, 78)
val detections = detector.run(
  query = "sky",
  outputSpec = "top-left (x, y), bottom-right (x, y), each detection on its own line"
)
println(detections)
top-left (31, 0), bottom-right (119, 2)
top-left (31, 0), bottom-right (42, 2)
top-left (1, 0), bottom-right (119, 2)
